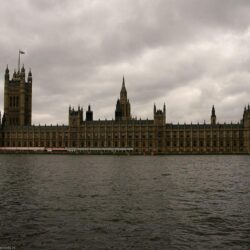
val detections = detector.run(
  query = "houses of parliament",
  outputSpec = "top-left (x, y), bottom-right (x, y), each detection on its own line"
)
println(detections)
top-left (1, 64), bottom-right (250, 154)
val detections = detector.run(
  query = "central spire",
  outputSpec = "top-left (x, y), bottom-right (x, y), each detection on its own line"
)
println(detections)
top-left (122, 75), bottom-right (125, 87)
top-left (115, 76), bottom-right (131, 121)
top-left (120, 75), bottom-right (127, 100)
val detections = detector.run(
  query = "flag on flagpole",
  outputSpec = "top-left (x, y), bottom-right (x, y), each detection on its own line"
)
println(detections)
top-left (19, 50), bottom-right (25, 54)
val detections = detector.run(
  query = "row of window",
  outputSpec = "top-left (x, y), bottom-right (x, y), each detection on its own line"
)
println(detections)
top-left (2, 139), bottom-right (244, 148)
top-left (5, 132), bottom-right (243, 140)
top-left (9, 96), bottom-right (19, 108)
top-left (168, 141), bottom-right (243, 147)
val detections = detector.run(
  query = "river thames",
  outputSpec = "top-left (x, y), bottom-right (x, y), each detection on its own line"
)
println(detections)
top-left (0, 155), bottom-right (249, 249)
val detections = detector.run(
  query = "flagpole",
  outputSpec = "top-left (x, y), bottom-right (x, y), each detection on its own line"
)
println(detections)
top-left (18, 50), bottom-right (20, 72)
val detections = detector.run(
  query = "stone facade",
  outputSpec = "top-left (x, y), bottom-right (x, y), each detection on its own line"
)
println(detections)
top-left (3, 65), bottom-right (32, 126)
top-left (1, 65), bottom-right (250, 154)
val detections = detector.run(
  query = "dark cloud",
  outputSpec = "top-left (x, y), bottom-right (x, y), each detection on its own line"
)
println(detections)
top-left (0, 0), bottom-right (250, 124)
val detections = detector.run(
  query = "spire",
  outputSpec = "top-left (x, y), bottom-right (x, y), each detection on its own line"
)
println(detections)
top-left (21, 64), bottom-right (25, 77)
top-left (122, 75), bottom-right (125, 87)
top-left (163, 103), bottom-right (166, 113)
top-left (5, 65), bottom-right (9, 80)
top-left (212, 105), bottom-right (216, 116)
top-left (28, 68), bottom-right (32, 82)
top-left (211, 105), bottom-right (216, 125)
top-left (121, 76), bottom-right (126, 91)
top-left (120, 76), bottom-right (127, 100)
top-left (5, 65), bottom-right (9, 74)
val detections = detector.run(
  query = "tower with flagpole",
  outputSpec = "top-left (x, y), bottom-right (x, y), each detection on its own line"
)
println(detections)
top-left (3, 50), bottom-right (32, 126)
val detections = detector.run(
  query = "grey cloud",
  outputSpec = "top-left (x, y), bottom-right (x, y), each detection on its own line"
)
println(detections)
top-left (0, 0), bottom-right (250, 124)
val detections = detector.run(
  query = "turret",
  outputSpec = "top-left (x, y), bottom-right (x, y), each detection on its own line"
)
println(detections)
top-left (28, 69), bottom-right (32, 83)
top-left (86, 105), bottom-right (93, 121)
top-left (243, 105), bottom-right (250, 126)
top-left (243, 105), bottom-right (250, 152)
top-left (115, 99), bottom-right (122, 121)
top-left (4, 66), bottom-right (10, 126)
top-left (154, 104), bottom-right (166, 126)
top-left (20, 64), bottom-right (25, 79)
top-left (69, 106), bottom-right (83, 127)
top-left (5, 65), bottom-right (9, 81)
top-left (211, 105), bottom-right (216, 125)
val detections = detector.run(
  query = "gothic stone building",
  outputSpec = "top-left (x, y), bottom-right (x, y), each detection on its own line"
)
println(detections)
top-left (1, 65), bottom-right (250, 154)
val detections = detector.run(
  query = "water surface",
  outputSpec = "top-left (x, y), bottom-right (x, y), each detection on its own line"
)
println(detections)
top-left (0, 155), bottom-right (249, 249)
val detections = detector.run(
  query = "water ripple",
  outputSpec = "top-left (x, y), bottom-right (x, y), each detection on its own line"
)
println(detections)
top-left (0, 155), bottom-right (249, 249)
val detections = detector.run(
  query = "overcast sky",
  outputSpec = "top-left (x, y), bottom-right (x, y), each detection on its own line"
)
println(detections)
top-left (0, 0), bottom-right (250, 125)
